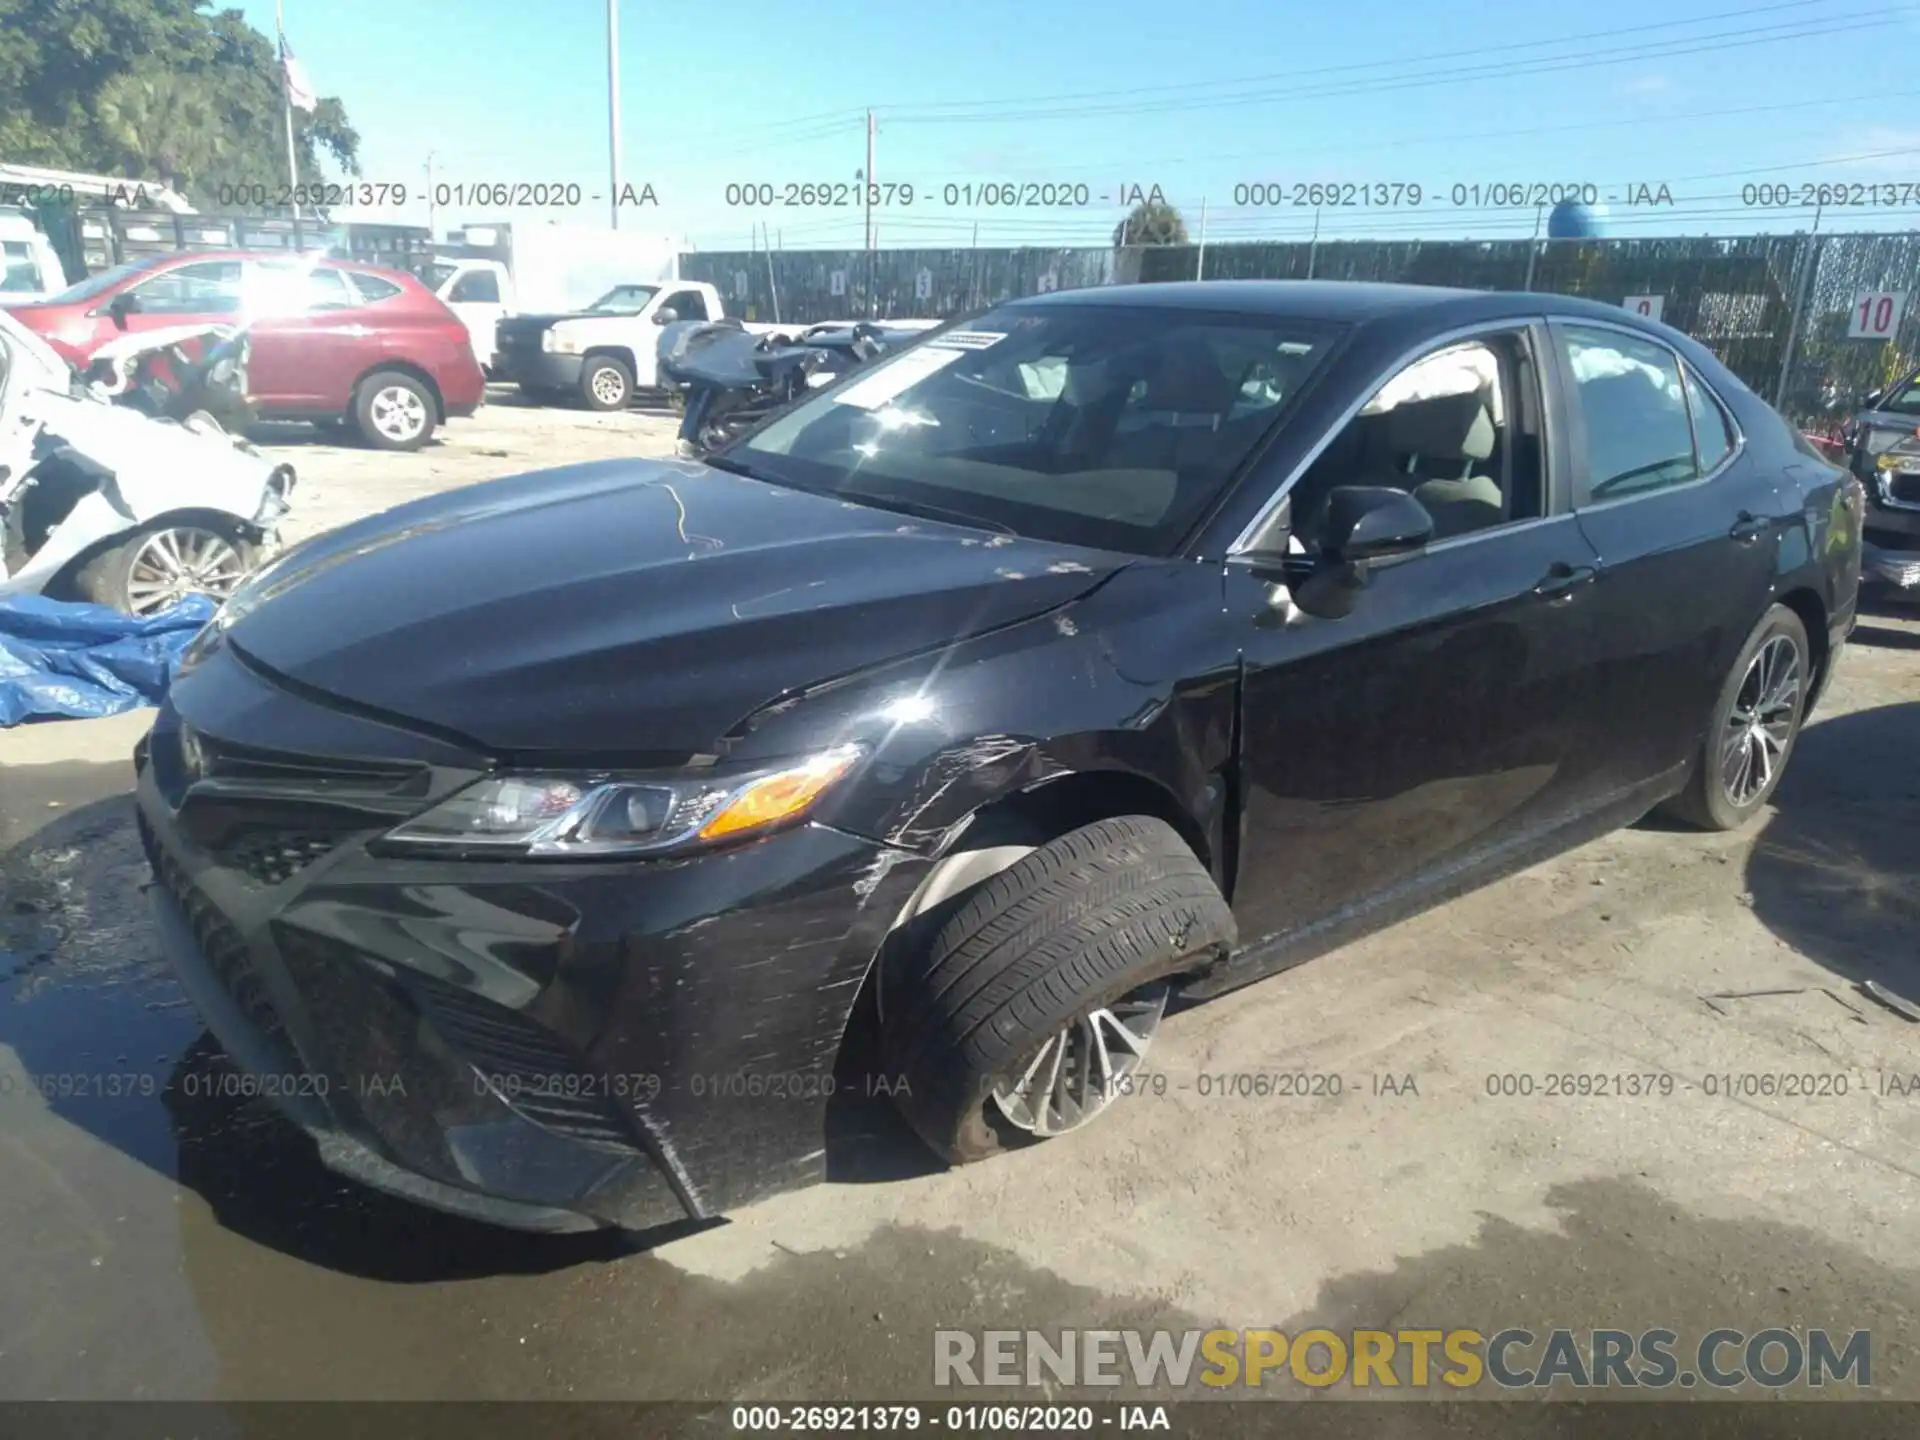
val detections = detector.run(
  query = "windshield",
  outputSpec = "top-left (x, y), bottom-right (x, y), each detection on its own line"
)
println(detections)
top-left (588, 284), bottom-right (660, 314)
top-left (734, 303), bottom-right (1339, 554)
top-left (45, 254), bottom-right (170, 306)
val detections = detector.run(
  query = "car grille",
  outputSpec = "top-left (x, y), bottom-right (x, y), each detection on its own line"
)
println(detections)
top-left (218, 828), bottom-right (355, 886)
top-left (398, 969), bottom-right (642, 1152)
top-left (152, 724), bottom-right (430, 884)
top-left (138, 809), bottom-right (304, 1075)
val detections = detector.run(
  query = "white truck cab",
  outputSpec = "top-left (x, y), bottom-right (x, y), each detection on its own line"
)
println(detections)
top-left (0, 209), bottom-right (73, 304)
top-left (491, 280), bottom-right (736, 410)
top-left (424, 257), bottom-right (513, 372)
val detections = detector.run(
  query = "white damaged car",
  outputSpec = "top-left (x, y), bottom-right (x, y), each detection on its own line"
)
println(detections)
top-left (0, 308), bottom-right (293, 615)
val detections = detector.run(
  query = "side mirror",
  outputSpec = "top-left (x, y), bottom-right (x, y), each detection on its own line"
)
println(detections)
top-left (107, 291), bottom-right (140, 328)
top-left (1288, 487), bottom-right (1433, 621)
top-left (653, 307), bottom-right (679, 326)
top-left (1321, 485), bottom-right (1434, 564)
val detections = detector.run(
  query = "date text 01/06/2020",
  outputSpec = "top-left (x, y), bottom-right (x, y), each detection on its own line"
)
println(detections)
top-left (1228, 181), bottom-right (1677, 208)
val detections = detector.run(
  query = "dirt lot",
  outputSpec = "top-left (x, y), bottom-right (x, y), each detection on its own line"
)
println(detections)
top-left (0, 402), bottom-right (1917, 1413)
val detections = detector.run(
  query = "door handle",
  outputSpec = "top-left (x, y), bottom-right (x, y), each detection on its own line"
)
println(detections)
top-left (1729, 511), bottom-right (1768, 544)
top-left (1533, 562), bottom-right (1597, 602)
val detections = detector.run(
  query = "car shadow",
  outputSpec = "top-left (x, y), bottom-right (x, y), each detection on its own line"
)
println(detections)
top-left (1744, 699), bottom-right (1920, 995)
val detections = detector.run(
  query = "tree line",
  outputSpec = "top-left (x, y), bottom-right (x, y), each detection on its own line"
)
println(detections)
top-left (0, 0), bottom-right (360, 207)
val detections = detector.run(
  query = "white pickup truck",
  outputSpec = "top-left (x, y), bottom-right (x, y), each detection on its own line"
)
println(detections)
top-left (488, 278), bottom-right (782, 410)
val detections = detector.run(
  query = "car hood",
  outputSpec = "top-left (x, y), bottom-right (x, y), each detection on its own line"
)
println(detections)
top-left (221, 458), bottom-right (1125, 757)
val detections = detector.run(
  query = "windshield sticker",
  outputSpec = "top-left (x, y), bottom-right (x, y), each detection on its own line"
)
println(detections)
top-left (831, 344), bottom-right (969, 408)
top-left (929, 330), bottom-right (1007, 350)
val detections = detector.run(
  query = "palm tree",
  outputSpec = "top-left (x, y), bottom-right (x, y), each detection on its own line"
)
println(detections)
top-left (1113, 200), bottom-right (1188, 247)
top-left (93, 68), bottom-right (229, 194)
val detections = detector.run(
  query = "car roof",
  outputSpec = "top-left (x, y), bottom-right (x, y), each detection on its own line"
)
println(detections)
top-left (131, 249), bottom-right (415, 281)
top-left (1007, 278), bottom-right (1677, 332)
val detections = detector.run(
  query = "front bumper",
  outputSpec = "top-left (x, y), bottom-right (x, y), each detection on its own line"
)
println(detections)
top-left (1862, 536), bottom-right (1920, 599)
top-left (493, 346), bottom-right (584, 391)
top-left (134, 654), bottom-right (926, 1231)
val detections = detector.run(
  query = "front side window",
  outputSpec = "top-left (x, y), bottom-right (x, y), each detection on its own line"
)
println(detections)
top-left (46, 254), bottom-right (168, 306)
top-left (1284, 330), bottom-right (1547, 550)
top-left (129, 260), bottom-right (244, 316)
top-left (661, 288), bottom-right (710, 321)
top-left (734, 303), bottom-right (1341, 554)
top-left (450, 269), bottom-right (500, 304)
top-left (1560, 325), bottom-right (1699, 506)
top-left (1873, 377), bottom-right (1920, 416)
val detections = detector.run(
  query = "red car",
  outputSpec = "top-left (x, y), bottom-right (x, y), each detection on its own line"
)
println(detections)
top-left (6, 250), bottom-right (484, 450)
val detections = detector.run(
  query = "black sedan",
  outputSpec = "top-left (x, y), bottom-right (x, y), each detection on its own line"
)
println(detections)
top-left (134, 281), bottom-right (1864, 1233)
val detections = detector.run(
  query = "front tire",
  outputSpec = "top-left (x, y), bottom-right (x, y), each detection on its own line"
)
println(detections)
top-left (881, 815), bottom-right (1236, 1165)
top-left (1662, 603), bottom-right (1811, 831)
top-left (353, 371), bottom-right (437, 451)
top-left (579, 356), bottom-right (633, 411)
top-left (72, 520), bottom-right (259, 616)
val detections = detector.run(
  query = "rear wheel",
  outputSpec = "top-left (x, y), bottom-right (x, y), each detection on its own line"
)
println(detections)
top-left (579, 356), bottom-right (633, 411)
top-left (72, 520), bottom-right (258, 616)
top-left (880, 815), bottom-right (1236, 1165)
top-left (1661, 604), bottom-right (1811, 831)
top-left (352, 371), bottom-right (436, 450)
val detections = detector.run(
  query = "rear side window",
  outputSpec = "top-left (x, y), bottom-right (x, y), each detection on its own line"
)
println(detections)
top-left (347, 271), bottom-right (403, 303)
top-left (1560, 325), bottom-right (1701, 506)
top-left (1683, 365), bottom-right (1735, 472)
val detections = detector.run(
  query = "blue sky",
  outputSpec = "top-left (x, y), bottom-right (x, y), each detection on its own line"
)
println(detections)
top-left (239, 0), bottom-right (1920, 253)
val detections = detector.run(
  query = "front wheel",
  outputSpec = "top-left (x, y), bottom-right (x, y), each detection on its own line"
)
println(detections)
top-left (880, 815), bottom-right (1236, 1165)
top-left (1661, 603), bottom-right (1811, 831)
top-left (579, 356), bottom-right (633, 411)
top-left (71, 520), bottom-right (259, 616)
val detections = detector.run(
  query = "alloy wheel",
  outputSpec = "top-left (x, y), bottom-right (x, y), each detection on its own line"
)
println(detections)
top-left (990, 981), bottom-right (1171, 1136)
top-left (369, 384), bottom-right (428, 443)
top-left (124, 527), bottom-right (249, 615)
top-left (1720, 634), bottom-right (1802, 807)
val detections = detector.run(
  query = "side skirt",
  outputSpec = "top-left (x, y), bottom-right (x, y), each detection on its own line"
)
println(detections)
top-left (1177, 765), bottom-right (1687, 1003)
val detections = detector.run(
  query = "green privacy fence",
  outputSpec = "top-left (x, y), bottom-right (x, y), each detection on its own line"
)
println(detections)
top-left (678, 233), bottom-right (1920, 425)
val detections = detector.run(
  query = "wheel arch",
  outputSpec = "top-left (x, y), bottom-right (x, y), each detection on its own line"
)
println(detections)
top-left (352, 361), bottom-right (446, 422)
top-left (854, 764), bottom-right (1221, 1038)
top-left (1774, 585), bottom-right (1830, 705)
top-left (51, 506), bottom-right (262, 599)
top-left (581, 345), bottom-right (638, 375)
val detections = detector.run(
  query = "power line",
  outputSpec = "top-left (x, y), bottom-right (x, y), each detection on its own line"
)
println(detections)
top-left (881, 11), bottom-right (1910, 126)
top-left (875, 0), bottom-right (1838, 116)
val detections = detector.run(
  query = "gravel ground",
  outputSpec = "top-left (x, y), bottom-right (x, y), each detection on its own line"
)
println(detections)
top-left (0, 406), bottom-right (1917, 1413)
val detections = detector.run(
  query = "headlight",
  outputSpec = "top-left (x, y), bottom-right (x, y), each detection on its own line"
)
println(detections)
top-left (541, 329), bottom-right (581, 355)
top-left (378, 744), bottom-right (866, 858)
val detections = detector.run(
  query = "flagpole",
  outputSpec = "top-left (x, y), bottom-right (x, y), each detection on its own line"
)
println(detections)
top-left (277, 0), bottom-right (303, 249)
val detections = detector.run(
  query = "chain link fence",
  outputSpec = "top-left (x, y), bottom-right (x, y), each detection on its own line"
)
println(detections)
top-left (680, 233), bottom-right (1920, 426)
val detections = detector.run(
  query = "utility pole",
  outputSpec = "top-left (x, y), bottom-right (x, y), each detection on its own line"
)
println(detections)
top-left (864, 109), bottom-right (877, 318)
top-left (1195, 197), bottom-right (1208, 281)
top-left (425, 151), bottom-right (436, 239)
top-left (763, 220), bottom-right (781, 324)
top-left (607, 0), bottom-right (622, 230)
top-left (1522, 202), bottom-right (1544, 291)
top-left (1306, 205), bottom-right (1321, 279)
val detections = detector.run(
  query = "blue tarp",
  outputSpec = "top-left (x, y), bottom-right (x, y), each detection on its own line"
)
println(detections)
top-left (0, 593), bottom-right (216, 726)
